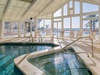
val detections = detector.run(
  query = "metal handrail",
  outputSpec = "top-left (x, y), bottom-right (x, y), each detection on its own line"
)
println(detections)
top-left (65, 37), bottom-right (93, 57)
top-left (57, 40), bottom-right (89, 58)
top-left (56, 39), bottom-right (71, 74)
top-left (58, 37), bottom-right (94, 57)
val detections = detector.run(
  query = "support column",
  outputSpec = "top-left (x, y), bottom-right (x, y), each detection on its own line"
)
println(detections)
top-left (61, 7), bottom-right (64, 38)
top-left (0, 20), bottom-right (4, 39)
top-left (99, 5), bottom-right (100, 41)
top-left (57, 22), bottom-right (58, 38)
top-left (34, 18), bottom-right (37, 38)
top-left (80, 1), bottom-right (83, 32)
top-left (73, 0), bottom-right (75, 14)
top-left (51, 14), bottom-right (54, 41)
top-left (35, 18), bottom-right (38, 31)
top-left (43, 19), bottom-right (45, 37)
top-left (70, 17), bottom-right (72, 32)
top-left (18, 21), bottom-right (21, 38)
top-left (30, 18), bottom-right (33, 37)
top-left (68, 1), bottom-right (69, 15)
top-left (23, 22), bottom-right (26, 37)
top-left (10, 22), bottom-right (13, 37)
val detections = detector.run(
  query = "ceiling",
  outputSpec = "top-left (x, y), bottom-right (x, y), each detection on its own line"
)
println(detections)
top-left (0, 0), bottom-right (99, 22)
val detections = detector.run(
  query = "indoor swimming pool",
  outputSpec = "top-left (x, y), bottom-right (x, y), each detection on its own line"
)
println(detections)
top-left (29, 48), bottom-right (92, 75)
top-left (0, 43), bottom-right (55, 75)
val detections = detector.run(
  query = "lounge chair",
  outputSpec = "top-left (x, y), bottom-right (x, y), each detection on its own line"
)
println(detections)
top-left (43, 30), bottom-right (53, 42)
top-left (33, 30), bottom-right (42, 42)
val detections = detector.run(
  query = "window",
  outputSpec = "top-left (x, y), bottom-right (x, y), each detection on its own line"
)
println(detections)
top-left (83, 3), bottom-right (99, 13)
top-left (72, 17), bottom-right (80, 29)
top-left (75, 1), bottom-right (80, 14)
top-left (54, 9), bottom-right (61, 17)
top-left (63, 4), bottom-right (68, 16)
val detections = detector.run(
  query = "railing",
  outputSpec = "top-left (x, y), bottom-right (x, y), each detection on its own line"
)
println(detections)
top-left (58, 37), bottom-right (94, 57)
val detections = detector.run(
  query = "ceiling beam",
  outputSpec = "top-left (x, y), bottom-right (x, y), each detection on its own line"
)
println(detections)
top-left (2, 0), bottom-right (12, 21)
top-left (37, 0), bottom-right (54, 17)
top-left (21, 0), bottom-right (36, 21)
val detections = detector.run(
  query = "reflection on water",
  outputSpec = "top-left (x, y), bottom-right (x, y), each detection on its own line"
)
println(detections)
top-left (0, 44), bottom-right (54, 75)
top-left (29, 48), bottom-right (92, 75)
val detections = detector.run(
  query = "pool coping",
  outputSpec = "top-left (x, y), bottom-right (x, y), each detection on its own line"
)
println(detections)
top-left (0, 41), bottom-right (56, 44)
top-left (14, 41), bottom-right (65, 75)
top-left (14, 41), bottom-right (100, 75)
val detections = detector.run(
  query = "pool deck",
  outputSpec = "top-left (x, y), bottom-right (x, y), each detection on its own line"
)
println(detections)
top-left (72, 42), bottom-right (100, 75)
top-left (1, 38), bottom-right (100, 75)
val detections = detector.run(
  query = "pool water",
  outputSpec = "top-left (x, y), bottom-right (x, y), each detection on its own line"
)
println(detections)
top-left (0, 44), bottom-right (54, 75)
top-left (29, 48), bottom-right (92, 75)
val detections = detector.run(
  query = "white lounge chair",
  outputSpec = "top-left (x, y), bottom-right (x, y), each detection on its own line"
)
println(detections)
top-left (43, 30), bottom-right (53, 42)
top-left (33, 30), bottom-right (42, 42)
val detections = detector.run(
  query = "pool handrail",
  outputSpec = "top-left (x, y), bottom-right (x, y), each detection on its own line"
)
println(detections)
top-left (57, 39), bottom-right (89, 57)
top-left (58, 37), bottom-right (94, 57)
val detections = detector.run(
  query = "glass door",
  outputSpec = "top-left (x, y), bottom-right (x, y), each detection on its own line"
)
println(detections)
top-left (54, 21), bottom-right (62, 38)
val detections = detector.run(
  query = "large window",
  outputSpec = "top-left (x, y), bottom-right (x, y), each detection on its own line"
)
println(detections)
top-left (4, 22), bottom-right (11, 37)
top-left (83, 3), bottom-right (99, 13)
top-left (37, 19), bottom-right (51, 37)
top-left (20, 22), bottom-right (25, 37)
top-left (69, 1), bottom-right (73, 8)
top-left (64, 18), bottom-right (70, 36)
top-left (75, 1), bottom-right (80, 14)
top-left (4, 22), bottom-right (18, 37)
top-left (63, 4), bottom-right (68, 16)
top-left (72, 17), bottom-right (80, 29)
top-left (12, 22), bottom-right (18, 37)
top-left (54, 22), bottom-right (62, 37)
top-left (54, 9), bottom-right (62, 17)
top-left (83, 14), bottom-right (99, 37)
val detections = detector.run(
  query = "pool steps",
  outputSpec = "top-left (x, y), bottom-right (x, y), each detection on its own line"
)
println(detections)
top-left (0, 63), bottom-right (14, 75)
top-left (0, 55), bottom-right (15, 66)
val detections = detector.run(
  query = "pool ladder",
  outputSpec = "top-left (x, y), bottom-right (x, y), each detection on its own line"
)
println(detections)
top-left (58, 37), bottom-right (94, 57)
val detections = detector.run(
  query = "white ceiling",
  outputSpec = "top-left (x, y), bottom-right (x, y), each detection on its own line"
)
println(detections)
top-left (3, 0), bottom-right (30, 21)
top-left (0, 0), bottom-right (99, 22)
top-left (0, 0), bottom-right (9, 20)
